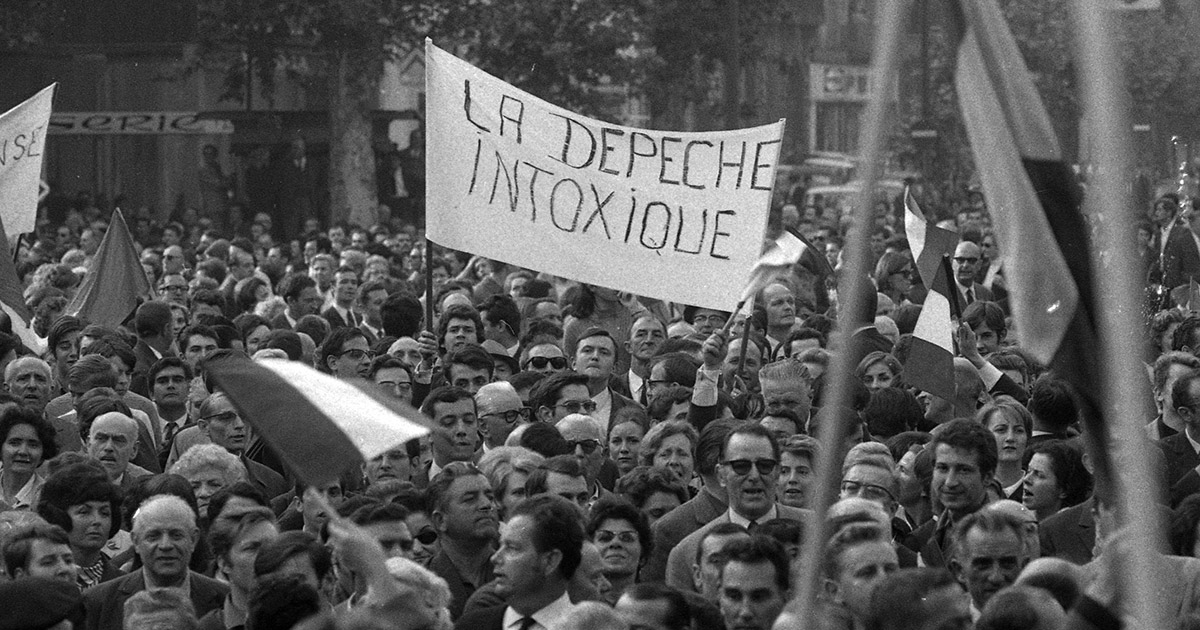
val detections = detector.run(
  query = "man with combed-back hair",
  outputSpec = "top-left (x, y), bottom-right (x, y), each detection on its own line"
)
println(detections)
top-left (454, 494), bottom-right (584, 630)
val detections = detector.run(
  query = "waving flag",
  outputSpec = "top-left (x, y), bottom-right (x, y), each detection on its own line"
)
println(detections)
top-left (66, 208), bottom-right (154, 327)
top-left (903, 191), bottom-right (959, 400)
top-left (954, 0), bottom-right (1107, 478)
top-left (206, 357), bottom-right (431, 486)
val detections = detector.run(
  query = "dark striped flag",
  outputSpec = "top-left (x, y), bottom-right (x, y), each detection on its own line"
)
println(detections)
top-left (206, 357), bottom-right (432, 486)
top-left (954, 0), bottom-right (1108, 477)
top-left (903, 191), bottom-right (959, 400)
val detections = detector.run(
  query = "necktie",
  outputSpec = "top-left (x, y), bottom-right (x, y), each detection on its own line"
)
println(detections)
top-left (518, 618), bottom-right (537, 630)
top-left (747, 520), bottom-right (759, 534)
top-left (965, 288), bottom-right (974, 305)
top-left (163, 421), bottom-right (178, 447)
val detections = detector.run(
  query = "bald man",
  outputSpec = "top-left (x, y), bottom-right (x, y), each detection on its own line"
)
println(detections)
top-left (82, 495), bottom-right (228, 630)
top-left (86, 411), bottom-right (152, 491)
top-left (952, 240), bottom-right (992, 305)
top-left (476, 381), bottom-right (526, 450)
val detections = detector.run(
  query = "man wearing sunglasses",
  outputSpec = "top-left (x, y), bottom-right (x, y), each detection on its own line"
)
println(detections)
top-left (476, 382), bottom-right (528, 451)
top-left (665, 424), bottom-right (810, 593)
top-left (556, 414), bottom-right (607, 502)
top-left (522, 345), bottom-right (569, 376)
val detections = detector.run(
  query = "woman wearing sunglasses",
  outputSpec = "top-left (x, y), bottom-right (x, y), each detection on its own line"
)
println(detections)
top-left (586, 496), bottom-right (653, 605)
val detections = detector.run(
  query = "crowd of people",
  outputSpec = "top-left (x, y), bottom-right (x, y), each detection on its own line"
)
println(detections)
top-left (0, 181), bottom-right (1192, 630)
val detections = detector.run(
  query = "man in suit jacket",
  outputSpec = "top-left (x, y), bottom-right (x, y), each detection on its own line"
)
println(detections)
top-left (641, 419), bottom-right (737, 583)
top-left (83, 495), bottom-right (227, 630)
top-left (952, 241), bottom-right (994, 307)
top-left (1165, 209), bottom-right (1200, 290)
top-left (665, 424), bottom-right (812, 591)
top-left (1161, 369), bottom-right (1200, 488)
top-left (129, 301), bottom-right (176, 399)
top-left (454, 495), bottom-right (580, 630)
top-left (572, 327), bottom-right (641, 433)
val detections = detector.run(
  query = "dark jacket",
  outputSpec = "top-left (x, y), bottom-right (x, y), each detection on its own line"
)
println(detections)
top-left (83, 570), bottom-right (228, 630)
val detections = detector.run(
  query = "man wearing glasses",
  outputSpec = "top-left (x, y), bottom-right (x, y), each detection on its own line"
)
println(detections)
top-left (555, 414), bottom-right (606, 501)
top-left (157, 273), bottom-right (189, 306)
top-left (665, 424), bottom-right (810, 592)
top-left (196, 391), bottom-right (289, 500)
top-left (476, 382), bottom-right (528, 452)
top-left (319, 328), bottom-right (373, 379)
top-left (951, 240), bottom-right (993, 306)
top-left (531, 372), bottom-right (596, 425)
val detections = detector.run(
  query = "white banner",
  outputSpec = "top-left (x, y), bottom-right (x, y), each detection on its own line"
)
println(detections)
top-left (0, 84), bottom-right (55, 236)
top-left (425, 40), bottom-right (784, 310)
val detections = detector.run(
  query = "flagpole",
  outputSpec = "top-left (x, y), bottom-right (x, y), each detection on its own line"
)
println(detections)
top-left (780, 0), bottom-right (909, 623)
top-left (424, 240), bottom-right (435, 333)
top-left (1071, 4), bottom-right (1168, 628)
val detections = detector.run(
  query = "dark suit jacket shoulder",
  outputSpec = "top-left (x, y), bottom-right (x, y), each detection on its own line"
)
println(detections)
top-left (84, 570), bottom-right (228, 630)
top-left (1038, 498), bottom-right (1095, 565)
top-left (1160, 433), bottom-right (1200, 487)
top-left (642, 489), bottom-right (727, 583)
top-left (454, 605), bottom-right (506, 630)
top-left (1164, 226), bottom-right (1200, 290)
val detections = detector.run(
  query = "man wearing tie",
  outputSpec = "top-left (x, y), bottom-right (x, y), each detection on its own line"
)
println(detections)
top-left (322, 267), bottom-right (361, 329)
top-left (453, 495), bottom-right (583, 630)
top-left (148, 357), bottom-right (193, 470)
top-left (952, 241), bottom-right (992, 307)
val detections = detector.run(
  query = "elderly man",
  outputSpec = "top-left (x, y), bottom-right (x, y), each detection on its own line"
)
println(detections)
top-left (948, 510), bottom-right (1027, 619)
top-left (87, 411), bottom-right (152, 491)
top-left (5, 356), bottom-right (53, 415)
top-left (556, 413), bottom-right (607, 500)
top-left (82, 495), bottom-right (228, 630)
top-left (476, 381), bottom-right (527, 451)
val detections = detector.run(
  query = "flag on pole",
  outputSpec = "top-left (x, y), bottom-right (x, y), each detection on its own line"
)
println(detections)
top-left (0, 213), bottom-right (42, 353)
top-left (954, 0), bottom-right (1108, 474)
top-left (66, 208), bottom-right (154, 327)
top-left (903, 191), bottom-right (959, 400)
top-left (206, 357), bottom-right (431, 486)
top-left (735, 231), bottom-right (813, 318)
top-left (0, 84), bottom-right (55, 237)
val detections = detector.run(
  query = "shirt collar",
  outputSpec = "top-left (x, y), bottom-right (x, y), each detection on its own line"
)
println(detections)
top-left (142, 566), bottom-right (192, 594)
top-left (0, 469), bottom-right (43, 509)
top-left (503, 591), bottom-right (573, 630)
top-left (727, 505), bottom-right (778, 527)
top-left (1186, 427), bottom-right (1200, 455)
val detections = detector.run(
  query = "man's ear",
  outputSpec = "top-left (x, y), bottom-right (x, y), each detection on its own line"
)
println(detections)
top-left (542, 548), bottom-right (563, 578)
top-left (197, 419), bottom-right (210, 437)
top-left (325, 355), bottom-right (338, 372)
top-left (537, 406), bottom-right (554, 424)
top-left (692, 563), bottom-right (703, 592)
top-left (948, 557), bottom-right (965, 587)
top-left (431, 508), bottom-right (447, 533)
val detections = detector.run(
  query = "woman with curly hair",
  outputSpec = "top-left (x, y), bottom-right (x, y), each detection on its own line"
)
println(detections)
top-left (639, 420), bottom-right (698, 487)
top-left (586, 496), bottom-right (653, 604)
top-left (1023, 439), bottom-right (1092, 522)
top-left (614, 465), bottom-right (689, 527)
